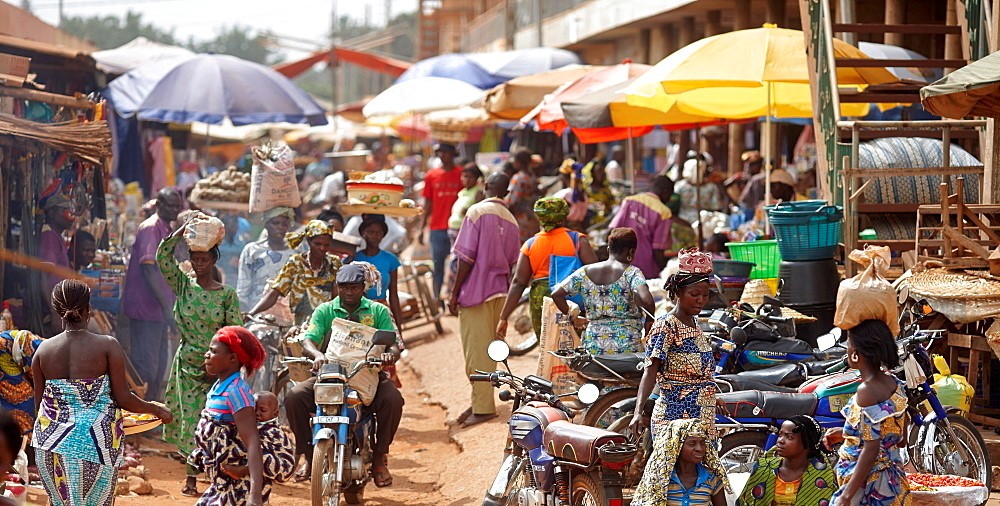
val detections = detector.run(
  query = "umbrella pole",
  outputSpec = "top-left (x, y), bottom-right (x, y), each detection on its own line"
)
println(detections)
top-left (764, 82), bottom-right (772, 233)
top-left (627, 127), bottom-right (635, 195)
top-left (696, 129), bottom-right (704, 249)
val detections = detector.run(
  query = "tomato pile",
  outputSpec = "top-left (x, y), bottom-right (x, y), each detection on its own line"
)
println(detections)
top-left (907, 473), bottom-right (985, 489)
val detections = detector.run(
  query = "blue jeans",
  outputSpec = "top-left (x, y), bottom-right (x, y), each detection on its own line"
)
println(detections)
top-left (129, 319), bottom-right (168, 401)
top-left (429, 229), bottom-right (452, 298)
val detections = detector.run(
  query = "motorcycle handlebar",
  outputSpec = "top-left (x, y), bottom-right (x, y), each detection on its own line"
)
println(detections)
top-left (469, 373), bottom-right (493, 382)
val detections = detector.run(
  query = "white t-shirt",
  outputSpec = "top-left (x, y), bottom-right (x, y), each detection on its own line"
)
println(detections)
top-left (605, 160), bottom-right (625, 182)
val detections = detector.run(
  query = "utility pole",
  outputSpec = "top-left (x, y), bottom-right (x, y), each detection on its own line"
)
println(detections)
top-left (536, 0), bottom-right (543, 47)
top-left (330, 0), bottom-right (339, 113)
top-left (58, 0), bottom-right (63, 25)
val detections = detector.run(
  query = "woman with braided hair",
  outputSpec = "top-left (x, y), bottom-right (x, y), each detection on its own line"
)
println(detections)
top-left (31, 279), bottom-right (172, 506)
top-left (189, 326), bottom-right (267, 506)
top-left (738, 414), bottom-right (837, 506)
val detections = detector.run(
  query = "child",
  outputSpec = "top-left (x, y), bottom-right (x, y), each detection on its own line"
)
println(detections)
top-left (189, 326), bottom-right (266, 506)
top-left (632, 418), bottom-right (729, 506)
top-left (829, 320), bottom-right (909, 506)
top-left (217, 392), bottom-right (295, 504)
top-left (353, 215), bottom-right (403, 331)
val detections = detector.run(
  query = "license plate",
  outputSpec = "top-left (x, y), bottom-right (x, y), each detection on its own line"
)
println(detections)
top-left (312, 415), bottom-right (350, 425)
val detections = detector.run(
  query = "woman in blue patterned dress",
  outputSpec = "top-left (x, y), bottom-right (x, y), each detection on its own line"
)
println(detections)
top-left (551, 227), bottom-right (655, 355)
top-left (830, 319), bottom-right (910, 506)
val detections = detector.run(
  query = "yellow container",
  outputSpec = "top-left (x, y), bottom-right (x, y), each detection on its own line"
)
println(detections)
top-left (763, 278), bottom-right (779, 295)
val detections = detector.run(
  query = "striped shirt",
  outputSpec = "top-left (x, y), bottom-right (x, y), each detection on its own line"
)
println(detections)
top-left (204, 372), bottom-right (255, 423)
top-left (668, 464), bottom-right (723, 506)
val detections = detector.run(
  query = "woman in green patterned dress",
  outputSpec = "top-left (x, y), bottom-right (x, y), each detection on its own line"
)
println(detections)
top-left (157, 224), bottom-right (242, 497)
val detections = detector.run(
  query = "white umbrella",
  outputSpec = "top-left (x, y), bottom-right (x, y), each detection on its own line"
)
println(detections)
top-left (858, 41), bottom-right (942, 84)
top-left (465, 48), bottom-right (580, 78)
top-left (92, 37), bottom-right (195, 75)
top-left (362, 77), bottom-right (486, 118)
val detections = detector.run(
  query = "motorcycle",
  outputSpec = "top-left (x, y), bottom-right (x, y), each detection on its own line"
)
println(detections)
top-left (477, 341), bottom-right (639, 506)
top-left (310, 329), bottom-right (397, 506)
top-left (715, 300), bottom-right (992, 489)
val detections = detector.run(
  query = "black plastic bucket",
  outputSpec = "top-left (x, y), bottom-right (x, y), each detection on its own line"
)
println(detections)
top-left (777, 259), bottom-right (841, 306)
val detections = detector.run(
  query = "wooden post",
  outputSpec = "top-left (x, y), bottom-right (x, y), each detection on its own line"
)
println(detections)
top-left (766, 0), bottom-right (787, 26)
top-left (705, 10), bottom-right (722, 37)
top-left (945, 0), bottom-right (962, 71)
top-left (728, 0), bottom-right (752, 176)
top-left (885, 0), bottom-right (904, 46)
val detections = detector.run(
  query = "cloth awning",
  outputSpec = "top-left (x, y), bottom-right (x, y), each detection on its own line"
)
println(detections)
top-left (273, 48), bottom-right (411, 79)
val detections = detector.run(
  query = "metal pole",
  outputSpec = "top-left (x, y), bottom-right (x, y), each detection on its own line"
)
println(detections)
top-left (764, 82), bottom-right (773, 234)
top-left (536, 0), bottom-right (543, 47)
top-left (627, 128), bottom-right (635, 195)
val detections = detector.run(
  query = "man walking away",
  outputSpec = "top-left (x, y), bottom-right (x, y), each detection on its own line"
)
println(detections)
top-left (609, 176), bottom-right (674, 279)
top-left (122, 188), bottom-right (182, 401)
top-left (448, 173), bottom-right (520, 428)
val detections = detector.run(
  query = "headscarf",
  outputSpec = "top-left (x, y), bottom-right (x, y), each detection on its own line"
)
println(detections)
top-left (214, 326), bottom-right (266, 376)
top-left (788, 414), bottom-right (824, 459)
top-left (658, 418), bottom-right (731, 493)
top-left (286, 220), bottom-right (332, 249)
top-left (534, 197), bottom-right (569, 232)
top-left (337, 261), bottom-right (381, 293)
top-left (262, 206), bottom-right (294, 224)
top-left (666, 248), bottom-right (714, 298)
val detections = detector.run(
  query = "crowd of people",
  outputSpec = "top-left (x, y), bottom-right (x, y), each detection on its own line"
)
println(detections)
top-left (1, 137), bottom-right (910, 506)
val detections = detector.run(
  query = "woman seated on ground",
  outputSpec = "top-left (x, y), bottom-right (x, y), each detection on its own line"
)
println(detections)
top-left (551, 227), bottom-right (654, 355)
top-left (738, 414), bottom-right (836, 506)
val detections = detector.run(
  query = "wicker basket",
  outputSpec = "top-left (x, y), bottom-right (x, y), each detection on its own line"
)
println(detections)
top-left (739, 279), bottom-right (817, 323)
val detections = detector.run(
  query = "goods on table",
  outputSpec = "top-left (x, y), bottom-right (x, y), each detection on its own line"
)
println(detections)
top-left (834, 245), bottom-right (900, 335)
top-left (907, 473), bottom-right (988, 506)
top-left (190, 166), bottom-right (251, 204)
top-left (249, 142), bottom-right (301, 212)
top-left (342, 171), bottom-right (424, 217)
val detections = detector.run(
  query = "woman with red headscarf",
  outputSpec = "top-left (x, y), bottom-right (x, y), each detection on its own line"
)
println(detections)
top-left (190, 326), bottom-right (266, 506)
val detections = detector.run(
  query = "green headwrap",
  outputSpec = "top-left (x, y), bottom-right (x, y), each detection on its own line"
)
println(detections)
top-left (534, 197), bottom-right (569, 232)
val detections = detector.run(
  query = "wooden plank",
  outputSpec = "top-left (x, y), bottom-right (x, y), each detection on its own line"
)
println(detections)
top-left (843, 166), bottom-right (985, 177)
top-left (918, 204), bottom-right (1000, 213)
top-left (831, 23), bottom-right (961, 34)
top-left (836, 58), bottom-right (967, 67)
top-left (962, 208), bottom-right (1000, 243)
top-left (837, 129), bottom-right (981, 141)
top-left (0, 86), bottom-right (94, 110)
top-left (991, 248), bottom-right (1000, 276)
top-left (838, 93), bottom-right (920, 103)
top-left (857, 203), bottom-right (920, 213)
top-left (943, 225), bottom-right (990, 258)
top-left (918, 255), bottom-right (989, 267)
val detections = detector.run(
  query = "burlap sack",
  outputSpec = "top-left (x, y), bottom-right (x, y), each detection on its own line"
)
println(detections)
top-left (536, 297), bottom-right (581, 395)
top-left (249, 143), bottom-right (301, 212)
top-left (324, 318), bottom-right (386, 405)
top-left (834, 245), bottom-right (900, 335)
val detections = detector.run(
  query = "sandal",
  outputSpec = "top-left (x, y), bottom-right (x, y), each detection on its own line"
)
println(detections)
top-left (372, 456), bottom-right (392, 488)
top-left (180, 477), bottom-right (199, 497)
top-left (293, 465), bottom-right (310, 483)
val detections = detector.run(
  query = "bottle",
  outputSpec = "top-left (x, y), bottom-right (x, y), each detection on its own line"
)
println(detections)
top-left (0, 303), bottom-right (12, 332)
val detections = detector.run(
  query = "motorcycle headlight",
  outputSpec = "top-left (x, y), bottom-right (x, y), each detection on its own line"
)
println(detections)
top-left (315, 383), bottom-right (344, 405)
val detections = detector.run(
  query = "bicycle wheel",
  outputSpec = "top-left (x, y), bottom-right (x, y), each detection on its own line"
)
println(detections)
top-left (506, 300), bottom-right (538, 356)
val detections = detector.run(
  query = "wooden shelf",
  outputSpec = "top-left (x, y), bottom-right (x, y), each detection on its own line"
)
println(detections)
top-left (832, 23), bottom-right (961, 35)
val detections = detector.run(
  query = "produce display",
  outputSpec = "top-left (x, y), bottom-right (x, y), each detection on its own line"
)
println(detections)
top-left (907, 473), bottom-right (983, 489)
top-left (121, 410), bottom-right (161, 435)
top-left (906, 473), bottom-right (989, 506)
top-left (190, 166), bottom-right (251, 203)
top-left (342, 171), bottom-right (423, 217)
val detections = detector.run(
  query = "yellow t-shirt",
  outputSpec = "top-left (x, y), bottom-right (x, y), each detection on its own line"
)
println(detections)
top-left (773, 475), bottom-right (801, 506)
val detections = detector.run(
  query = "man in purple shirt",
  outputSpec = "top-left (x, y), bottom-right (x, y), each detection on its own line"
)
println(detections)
top-left (39, 192), bottom-right (78, 333)
top-left (609, 176), bottom-right (674, 278)
top-left (122, 188), bottom-right (182, 401)
top-left (448, 173), bottom-right (520, 427)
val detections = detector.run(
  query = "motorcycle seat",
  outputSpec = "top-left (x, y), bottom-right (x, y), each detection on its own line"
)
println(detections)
top-left (571, 353), bottom-right (643, 382)
top-left (714, 375), bottom-right (799, 394)
top-left (318, 363), bottom-right (347, 382)
top-left (744, 338), bottom-right (814, 355)
top-left (736, 363), bottom-right (806, 387)
top-left (803, 357), bottom-right (845, 376)
top-left (543, 420), bottom-right (627, 466)
top-left (717, 391), bottom-right (818, 420)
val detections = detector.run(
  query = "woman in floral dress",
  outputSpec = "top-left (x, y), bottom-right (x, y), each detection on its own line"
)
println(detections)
top-left (551, 227), bottom-right (654, 355)
top-left (158, 224), bottom-right (243, 497)
top-left (831, 319), bottom-right (910, 506)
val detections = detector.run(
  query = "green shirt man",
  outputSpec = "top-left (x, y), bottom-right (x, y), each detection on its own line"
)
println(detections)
top-left (303, 296), bottom-right (396, 347)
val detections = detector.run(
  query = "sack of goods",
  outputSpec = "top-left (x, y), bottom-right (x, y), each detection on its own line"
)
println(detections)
top-left (249, 142), bottom-right (301, 212)
top-left (180, 210), bottom-right (225, 252)
top-left (833, 245), bottom-right (900, 335)
top-left (190, 166), bottom-right (251, 204)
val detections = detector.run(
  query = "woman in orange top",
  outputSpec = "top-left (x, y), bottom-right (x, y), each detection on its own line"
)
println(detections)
top-left (496, 197), bottom-right (597, 339)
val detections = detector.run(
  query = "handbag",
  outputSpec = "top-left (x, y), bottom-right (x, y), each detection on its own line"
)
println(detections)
top-left (549, 231), bottom-right (585, 308)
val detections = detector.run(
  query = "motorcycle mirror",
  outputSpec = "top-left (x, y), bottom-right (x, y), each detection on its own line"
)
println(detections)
top-left (577, 384), bottom-right (600, 405)
top-left (730, 326), bottom-right (748, 345)
top-left (897, 286), bottom-right (910, 305)
top-left (487, 340), bottom-right (511, 363)
top-left (372, 330), bottom-right (396, 347)
top-left (816, 332), bottom-right (837, 351)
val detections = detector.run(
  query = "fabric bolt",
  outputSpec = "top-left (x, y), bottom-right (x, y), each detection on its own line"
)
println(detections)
top-left (32, 375), bottom-right (123, 506)
top-left (609, 193), bottom-right (672, 278)
top-left (647, 314), bottom-right (717, 433)
top-left (354, 250), bottom-right (402, 301)
top-left (451, 198), bottom-right (520, 308)
top-left (123, 214), bottom-right (175, 322)
top-left (0, 330), bottom-right (44, 434)
top-left (423, 165), bottom-right (464, 231)
top-left (204, 372), bottom-right (255, 423)
top-left (269, 253), bottom-right (342, 324)
top-left (189, 415), bottom-right (295, 505)
top-left (158, 235), bottom-right (243, 456)
top-left (831, 385), bottom-right (911, 506)
top-left (556, 265), bottom-right (646, 355)
top-left (236, 240), bottom-right (296, 312)
top-left (429, 229), bottom-right (451, 297)
top-left (737, 451), bottom-right (837, 506)
top-left (448, 186), bottom-right (481, 231)
top-left (459, 297), bottom-right (505, 415)
top-left (128, 319), bottom-right (169, 401)
top-left (39, 228), bottom-right (70, 295)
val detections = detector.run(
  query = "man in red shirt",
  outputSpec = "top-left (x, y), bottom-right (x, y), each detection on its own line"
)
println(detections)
top-left (421, 143), bottom-right (464, 299)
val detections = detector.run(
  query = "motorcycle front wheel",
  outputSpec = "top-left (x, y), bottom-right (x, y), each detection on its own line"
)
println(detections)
top-left (484, 453), bottom-right (528, 506)
top-left (582, 388), bottom-right (637, 429)
top-left (570, 472), bottom-right (608, 506)
top-left (719, 430), bottom-right (769, 474)
top-left (913, 414), bottom-right (992, 489)
top-left (312, 438), bottom-right (344, 506)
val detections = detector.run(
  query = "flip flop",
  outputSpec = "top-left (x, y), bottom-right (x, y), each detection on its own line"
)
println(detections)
top-left (456, 407), bottom-right (473, 425)
top-left (180, 484), bottom-right (200, 497)
top-left (460, 413), bottom-right (498, 428)
top-left (372, 462), bottom-right (393, 488)
top-left (293, 467), bottom-right (310, 483)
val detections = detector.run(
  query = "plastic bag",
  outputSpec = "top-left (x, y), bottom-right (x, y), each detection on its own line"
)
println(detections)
top-left (181, 211), bottom-right (225, 252)
top-left (910, 487), bottom-right (989, 506)
top-left (324, 318), bottom-right (385, 405)
top-left (834, 245), bottom-right (900, 335)
top-left (249, 142), bottom-right (301, 212)
top-left (931, 354), bottom-right (974, 414)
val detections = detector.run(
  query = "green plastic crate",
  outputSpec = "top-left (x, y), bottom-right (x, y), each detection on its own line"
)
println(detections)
top-left (726, 240), bottom-right (782, 279)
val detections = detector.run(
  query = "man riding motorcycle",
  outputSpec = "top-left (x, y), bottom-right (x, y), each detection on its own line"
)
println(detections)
top-left (285, 262), bottom-right (404, 488)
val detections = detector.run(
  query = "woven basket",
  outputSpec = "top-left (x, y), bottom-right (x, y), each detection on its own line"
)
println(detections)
top-left (903, 268), bottom-right (1000, 301)
top-left (739, 280), bottom-right (818, 323)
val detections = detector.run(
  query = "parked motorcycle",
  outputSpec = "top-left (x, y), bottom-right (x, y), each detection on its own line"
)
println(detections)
top-left (310, 329), bottom-right (397, 506)
top-left (477, 341), bottom-right (639, 506)
top-left (715, 300), bottom-right (992, 488)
